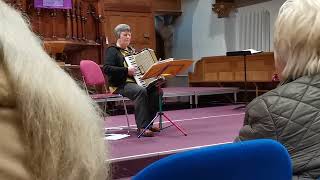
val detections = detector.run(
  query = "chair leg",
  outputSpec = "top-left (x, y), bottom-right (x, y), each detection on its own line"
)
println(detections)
top-left (103, 102), bottom-right (107, 117)
top-left (122, 99), bottom-right (130, 134)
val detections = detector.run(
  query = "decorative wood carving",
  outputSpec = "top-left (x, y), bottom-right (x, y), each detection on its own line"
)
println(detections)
top-left (66, 10), bottom-right (72, 39)
top-left (5, 0), bottom-right (105, 65)
top-left (212, 0), bottom-right (271, 18)
top-left (212, 2), bottom-right (236, 18)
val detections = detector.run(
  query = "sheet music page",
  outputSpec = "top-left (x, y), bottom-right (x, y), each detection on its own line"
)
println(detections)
top-left (104, 134), bottom-right (130, 140)
top-left (242, 49), bottom-right (262, 54)
top-left (158, 58), bottom-right (174, 64)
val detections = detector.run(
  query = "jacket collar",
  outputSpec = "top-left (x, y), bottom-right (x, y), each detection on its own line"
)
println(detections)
top-left (108, 45), bottom-right (135, 55)
top-left (279, 77), bottom-right (294, 86)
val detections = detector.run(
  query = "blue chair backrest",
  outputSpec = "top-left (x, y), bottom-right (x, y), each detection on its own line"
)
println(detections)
top-left (133, 139), bottom-right (292, 180)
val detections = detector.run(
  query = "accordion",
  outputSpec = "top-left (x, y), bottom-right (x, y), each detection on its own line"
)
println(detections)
top-left (125, 49), bottom-right (163, 90)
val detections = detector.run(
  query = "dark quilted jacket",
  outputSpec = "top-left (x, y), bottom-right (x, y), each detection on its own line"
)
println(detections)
top-left (235, 74), bottom-right (320, 180)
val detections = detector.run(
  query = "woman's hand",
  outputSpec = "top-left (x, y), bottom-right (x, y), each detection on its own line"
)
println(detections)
top-left (128, 67), bottom-right (136, 76)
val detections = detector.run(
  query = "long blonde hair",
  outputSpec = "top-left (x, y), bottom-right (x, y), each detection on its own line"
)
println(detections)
top-left (274, 0), bottom-right (320, 81)
top-left (0, 1), bottom-right (107, 180)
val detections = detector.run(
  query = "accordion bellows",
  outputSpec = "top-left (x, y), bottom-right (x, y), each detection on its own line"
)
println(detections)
top-left (124, 49), bottom-right (161, 89)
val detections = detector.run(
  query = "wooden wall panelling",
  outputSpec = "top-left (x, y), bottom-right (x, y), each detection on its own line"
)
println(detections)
top-left (203, 56), bottom-right (244, 81)
top-left (28, 8), bottom-right (41, 36)
top-left (246, 53), bottom-right (275, 81)
top-left (104, 0), bottom-right (152, 12)
top-left (43, 11), bottom-right (53, 38)
top-left (51, 10), bottom-right (56, 39)
top-left (152, 0), bottom-right (181, 13)
top-left (104, 11), bottom-right (156, 51)
top-left (56, 10), bottom-right (67, 39)
top-left (189, 60), bottom-right (204, 82)
top-left (189, 52), bottom-right (275, 84)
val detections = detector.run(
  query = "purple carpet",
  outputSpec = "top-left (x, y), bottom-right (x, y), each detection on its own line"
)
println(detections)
top-left (105, 105), bottom-right (245, 179)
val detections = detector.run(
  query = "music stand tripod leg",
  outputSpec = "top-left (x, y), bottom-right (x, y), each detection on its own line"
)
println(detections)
top-left (156, 85), bottom-right (186, 135)
top-left (137, 112), bottom-right (160, 138)
top-left (158, 91), bottom-right (163, 129)
top-left (161, 113), bottom-right (187, 136)
top-left (138, 85), bottom-right (187, 138)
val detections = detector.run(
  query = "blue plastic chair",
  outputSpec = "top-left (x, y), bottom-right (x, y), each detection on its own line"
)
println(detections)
top-left (133, 139), bottom-right (292, 180)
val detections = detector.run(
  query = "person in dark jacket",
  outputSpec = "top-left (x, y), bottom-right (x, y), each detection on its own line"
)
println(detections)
top-left (103, 24), bottom-right (160, 137)
top-left (235, 0), bottom-right (320, 179)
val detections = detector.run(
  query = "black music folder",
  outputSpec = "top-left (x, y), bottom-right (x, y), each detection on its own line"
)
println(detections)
top-left (226, 49), bottom-right (262, 56)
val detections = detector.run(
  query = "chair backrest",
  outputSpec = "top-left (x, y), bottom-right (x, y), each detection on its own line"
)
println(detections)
top-left (133, 139), bottom-right (292, 180)
top-left (80, 60), bottom-right (105, 86)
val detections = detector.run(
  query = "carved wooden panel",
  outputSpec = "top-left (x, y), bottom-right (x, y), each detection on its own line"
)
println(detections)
top-left (24, 1), bottom-right (103, 42)
top-left (104, 11), bottom-right (156, 51)
top-left (5, 0), bottom-right (104, 65)
top-left (5, 0), bottom-right (180, 65)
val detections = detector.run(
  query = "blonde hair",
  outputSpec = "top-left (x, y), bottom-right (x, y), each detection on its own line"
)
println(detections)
top-left (0, 1), bottom-right (108, 180)
top-left (274, 0), bottom-right (320, 81)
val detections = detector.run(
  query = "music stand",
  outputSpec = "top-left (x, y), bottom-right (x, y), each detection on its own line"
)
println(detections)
top-left (226, 50), bottom-right (252, 108)
top-left (137, 59), bottom-right (193, 138)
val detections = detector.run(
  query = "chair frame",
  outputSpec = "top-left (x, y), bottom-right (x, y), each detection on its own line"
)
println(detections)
top-left (80, 60), bottom-right (131, 134)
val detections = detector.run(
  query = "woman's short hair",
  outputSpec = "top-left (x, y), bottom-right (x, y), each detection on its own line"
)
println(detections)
top-left (114, 24), bottom-right (131, 39)
top-left (274, 0), bottom-right (320, 81)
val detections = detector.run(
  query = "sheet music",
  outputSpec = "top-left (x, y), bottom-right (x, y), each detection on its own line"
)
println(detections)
top-left (105, 134), bottom-right (130, 140)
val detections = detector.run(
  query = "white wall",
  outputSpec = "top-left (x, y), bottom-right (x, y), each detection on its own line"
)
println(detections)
top-left (171, 0), bottom-right (198, 59)
top-left (172, 0), bottom-right (286, 62)
top-left (191, 0), bottom-right (227, 59)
